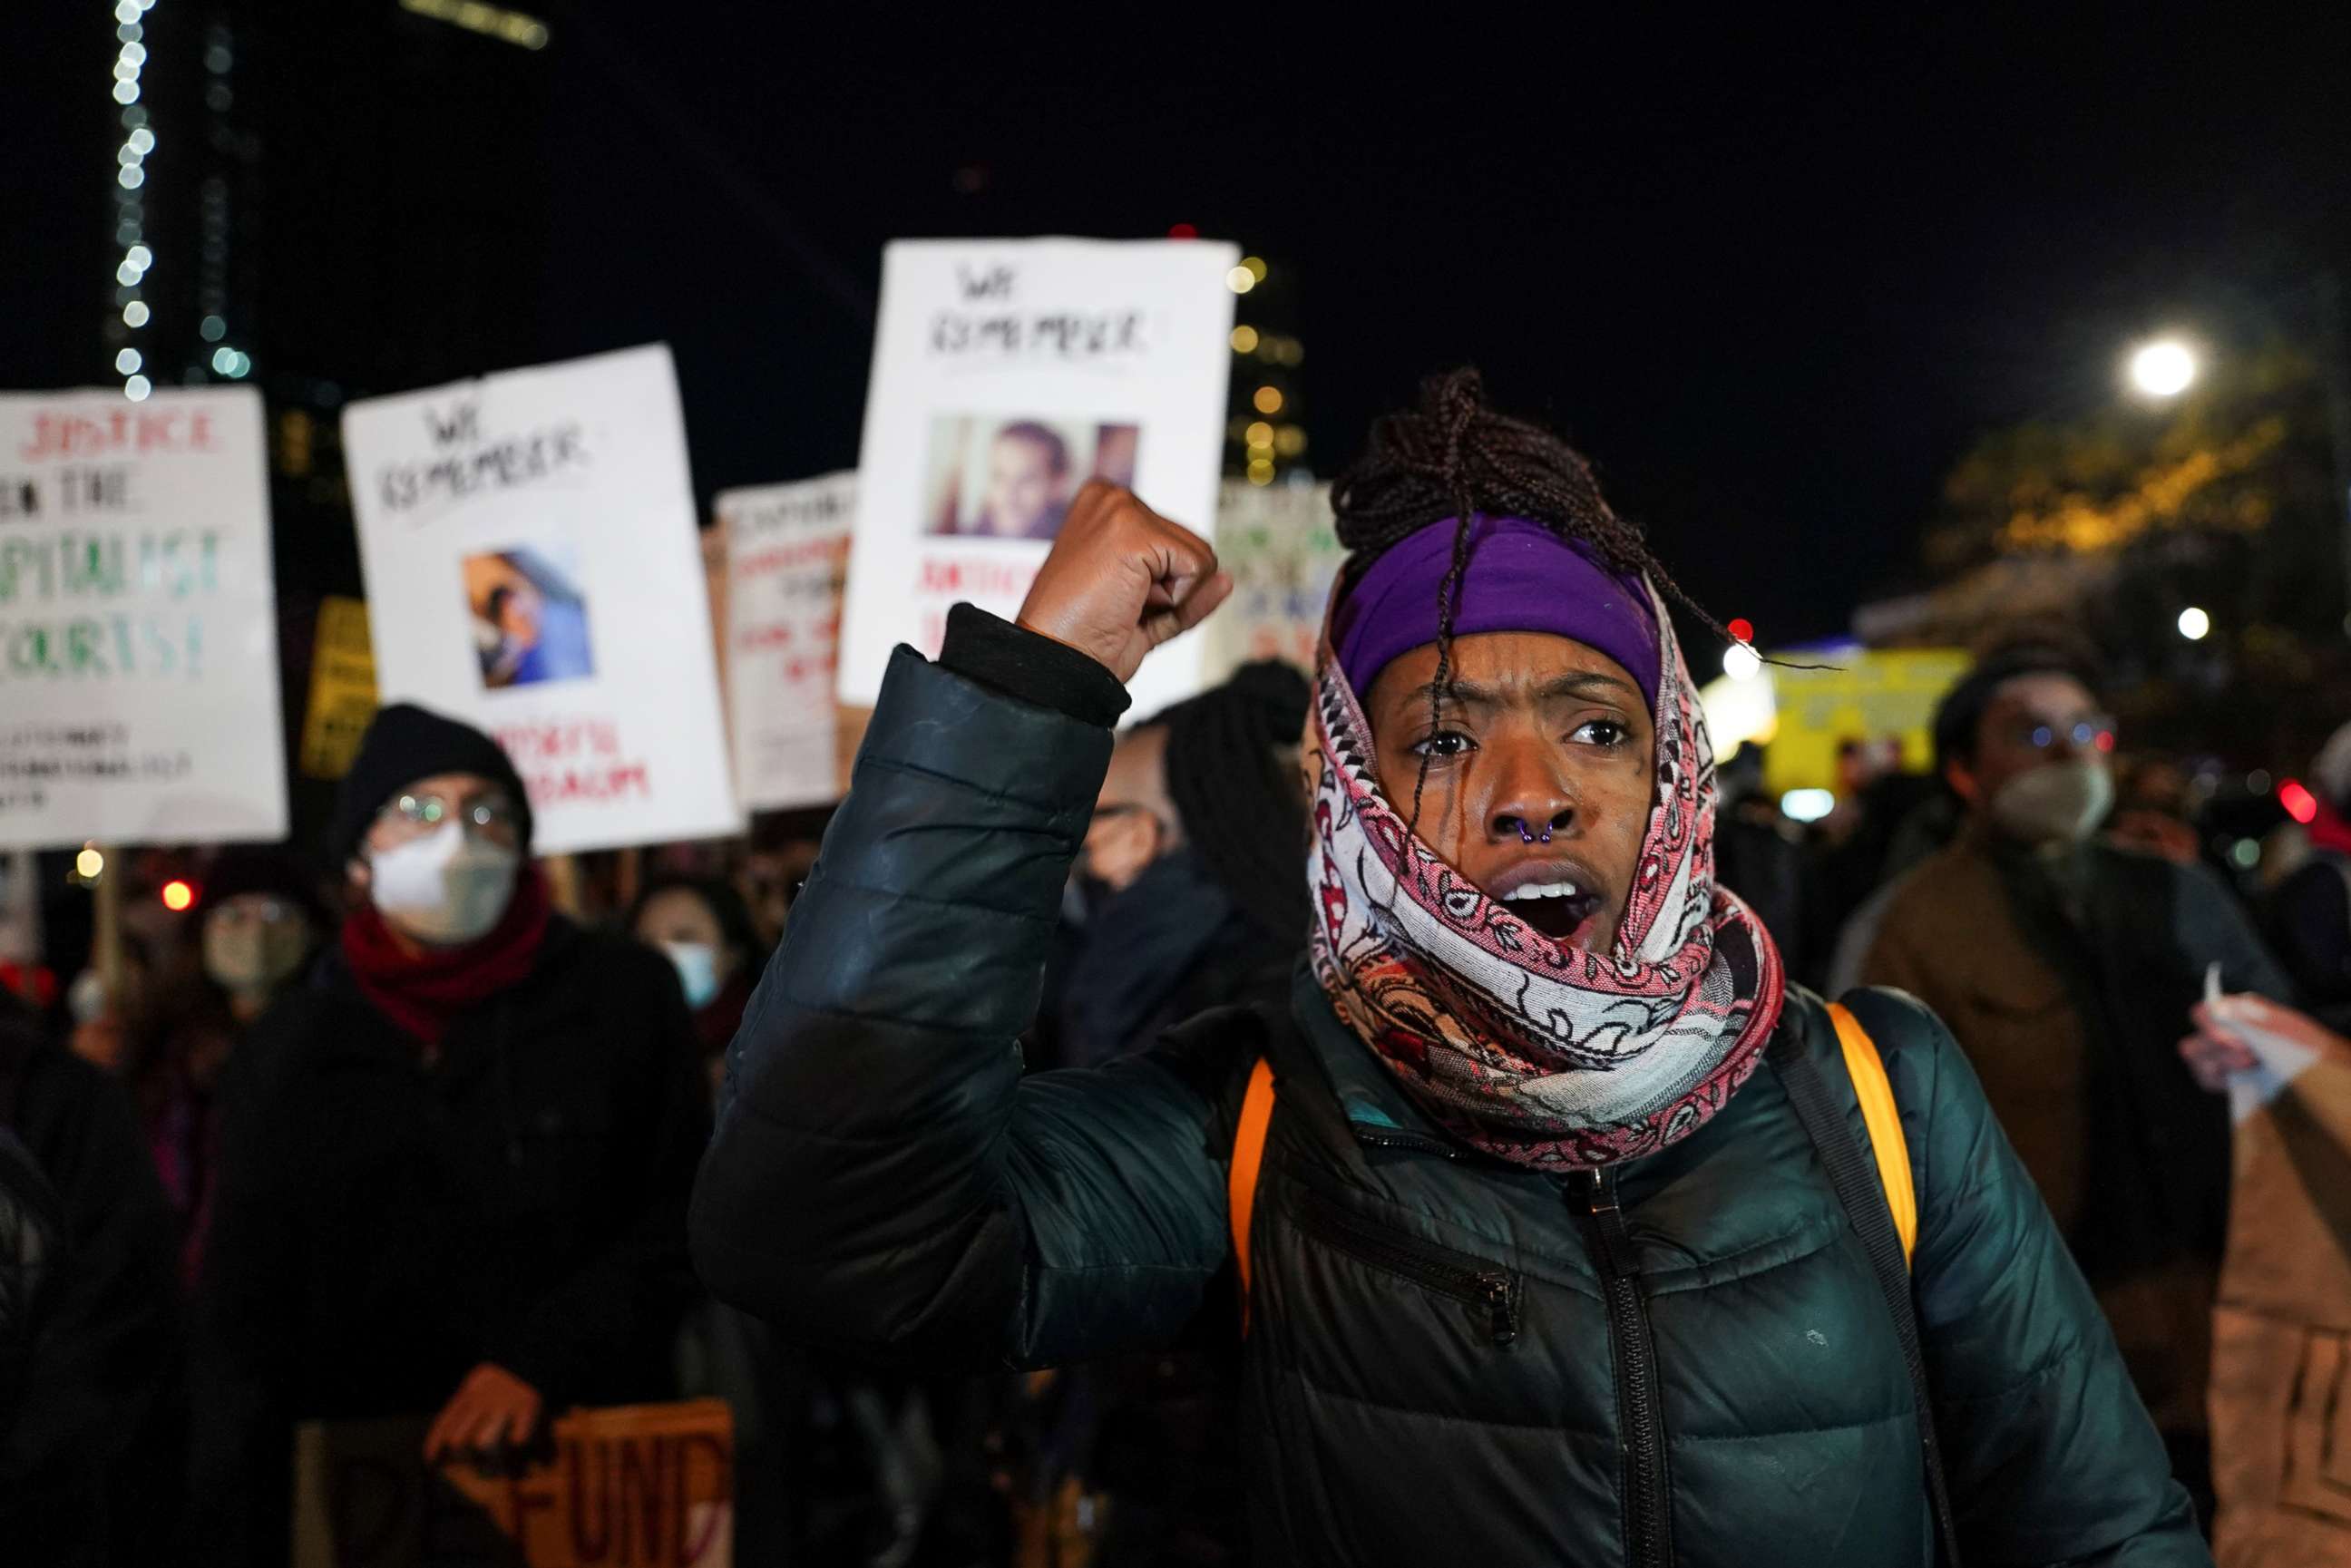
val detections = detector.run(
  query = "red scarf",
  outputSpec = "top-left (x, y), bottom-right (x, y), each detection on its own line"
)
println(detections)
top-left (341, 868), bottom-right (552, 1050)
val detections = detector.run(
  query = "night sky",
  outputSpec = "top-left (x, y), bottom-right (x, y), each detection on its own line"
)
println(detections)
top-left (12, 9), bottom-right (2350, 647)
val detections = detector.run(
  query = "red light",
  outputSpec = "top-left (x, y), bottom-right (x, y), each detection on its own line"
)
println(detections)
top-left (1726, 618), bottom-right (1753, 645)
top-left (161, 879), bottom-right (196, 912)
top-left (2280, 779), bottom-right (2319, 825)
top-left (1166, 222), bottom-right (1198, 239)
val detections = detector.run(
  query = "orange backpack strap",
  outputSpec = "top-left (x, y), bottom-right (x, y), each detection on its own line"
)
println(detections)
top-left (1827, 1002), bottom-right (1917, 1268)
top-left (1227, 1057), bottom-right (1277, 1334)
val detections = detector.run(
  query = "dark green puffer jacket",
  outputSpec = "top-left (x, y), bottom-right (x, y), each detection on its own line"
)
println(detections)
top-left (692, 634), bottom-right (2210, 1567)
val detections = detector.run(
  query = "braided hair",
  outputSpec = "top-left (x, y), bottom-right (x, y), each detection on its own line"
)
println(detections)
top-left (1331, 366), bottom-right (1736, 825)
top-left (1153, 659), bottom-right (1313, 947)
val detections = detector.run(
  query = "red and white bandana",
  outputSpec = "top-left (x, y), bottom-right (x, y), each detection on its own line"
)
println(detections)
top-left (1303, 579), bottom-right (1785, 1170)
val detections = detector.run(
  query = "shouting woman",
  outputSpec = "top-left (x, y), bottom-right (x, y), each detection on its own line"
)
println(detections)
top-left (693, 371), bottom-right (2204, 1565)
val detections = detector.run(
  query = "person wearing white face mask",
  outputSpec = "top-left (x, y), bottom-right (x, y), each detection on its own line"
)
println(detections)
top-left (1861, 640), bottom-right (2295, 1524)
top-left (187, 704), bottom-right (708, 1568)
top-left (627, 874), bottom-right (766, 1099)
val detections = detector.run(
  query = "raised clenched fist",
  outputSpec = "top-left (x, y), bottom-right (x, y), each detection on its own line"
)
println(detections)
top-left (1016, 482), bottom-right (1233, 686)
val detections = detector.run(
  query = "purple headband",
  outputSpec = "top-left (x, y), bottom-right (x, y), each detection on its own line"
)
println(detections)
top-left (1332, 516), bottom-right (1661, 707)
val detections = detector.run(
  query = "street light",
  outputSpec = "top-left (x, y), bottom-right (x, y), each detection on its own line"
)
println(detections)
top-left (2128, 338), bottom-right (2199, 398)
top-left (2178, 606), bottom-right (2211, 641)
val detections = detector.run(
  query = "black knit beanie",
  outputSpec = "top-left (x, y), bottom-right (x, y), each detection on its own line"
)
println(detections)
top-left (201, 845), bottom-right (332, 930)
top-left (327, 702), bottom-right (534, 870)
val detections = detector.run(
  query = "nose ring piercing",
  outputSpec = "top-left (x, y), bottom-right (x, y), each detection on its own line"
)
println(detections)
top-left (1514, 818), bottom-right (1553, 845)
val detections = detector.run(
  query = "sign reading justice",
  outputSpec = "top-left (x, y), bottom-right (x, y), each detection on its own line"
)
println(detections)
top-left (0, 386), bottom-right (287, 849)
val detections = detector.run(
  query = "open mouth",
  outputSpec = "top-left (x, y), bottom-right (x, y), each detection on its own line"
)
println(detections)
top-left (1498, 881), bottom-right (1605, 942)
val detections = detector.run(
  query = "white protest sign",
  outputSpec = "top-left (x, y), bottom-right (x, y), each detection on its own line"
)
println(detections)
top-left (837, 238), bottom-right (1239, 716)
top-left (1205, 480), bottom-right (1339, 681)
top-left (342, 345), bottom-right (739, 854)
top-left (718, 472), bottom-right (854, 812)
top-left (0, 387), bottom-right (287, 849)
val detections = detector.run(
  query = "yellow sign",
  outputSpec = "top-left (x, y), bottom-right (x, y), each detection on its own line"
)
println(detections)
top-left (299, 596), bottom-right (379, 780)
top-left (1759, 648), bottom-right (1971, 798)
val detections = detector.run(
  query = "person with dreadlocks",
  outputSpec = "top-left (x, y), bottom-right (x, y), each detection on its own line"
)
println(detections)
top-left (695, 370), bottom-right (2203, 1565)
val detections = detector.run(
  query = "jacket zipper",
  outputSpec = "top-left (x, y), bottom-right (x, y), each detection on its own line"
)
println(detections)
top-left (1577, 1167), bottom-right (1672, 1568)
top-left (1351, 1126), bottom-right (1463, 1159)
top-left (1290, 1183), bottom-right (1519, 1345)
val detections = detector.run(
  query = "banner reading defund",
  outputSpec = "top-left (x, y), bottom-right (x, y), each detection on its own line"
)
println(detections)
top-left (837, 239), bottom-right (1239, 716)
top-left (343, 346), bottom-right (739, 853)
top-left (718, 472), bottom-right (853, 812)
top-left (0, 387), bottom-right (286, 849)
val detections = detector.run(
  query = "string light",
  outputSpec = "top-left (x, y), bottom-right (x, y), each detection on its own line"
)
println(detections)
top-left (189, 23), bottom-right (248, 385)
top-left (109, 0), bottom-right (158, 401)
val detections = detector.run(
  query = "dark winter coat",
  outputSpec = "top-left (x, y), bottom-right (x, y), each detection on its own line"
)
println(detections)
top-left (0, 1013), bottom-right (181, 1568)
top-left (189, 917), bottom-right (707, 1565)
top-left (1042, 845), bottom-right (1291, 1072)
top-left (2268, 853), bottom-right (2351, 1032)
top-left (1860, 826), bottom-right (2291, 1447)
top-left (692, 627), bottom-right (2210, 1567)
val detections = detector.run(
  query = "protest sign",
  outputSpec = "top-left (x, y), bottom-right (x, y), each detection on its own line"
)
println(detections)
top-left (291, 1399), bottom-right (733, 1568)
top-left (1759, 646), bottom-right (1970, 798)
top-left (299, 594), bottom-right (378, 781)
top-left (717, 472), bottom-right (853, 811)
top-left (1204, 480), bottom-right (1339, 681)
top-left (0, 387), bottom-right (288, 851)
top-left (342, 345), bottom-right (740, 853)
top-left (837, 238), bottom-right (1239, 717)
top-left (0, 386), bottom-right (287, 849)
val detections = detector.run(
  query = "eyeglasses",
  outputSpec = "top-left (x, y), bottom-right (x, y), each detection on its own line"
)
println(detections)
top-left (2014, 716), bottom-right (2117, 754)
top-left (376, 791), bottom-right (522, 842)
top-left (210, 896), bottom-right (302, 928)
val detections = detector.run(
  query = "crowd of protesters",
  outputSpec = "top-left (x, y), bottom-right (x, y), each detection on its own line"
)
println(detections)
top-left (5, 375), bottom-right (2351, 1567)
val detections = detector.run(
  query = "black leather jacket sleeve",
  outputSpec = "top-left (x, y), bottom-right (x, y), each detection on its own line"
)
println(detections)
top-left (690, 643), bottom-right (1238, 1369)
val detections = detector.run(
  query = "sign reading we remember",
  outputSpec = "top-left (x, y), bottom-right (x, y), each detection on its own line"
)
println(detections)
top-left (837, 238), bottom-right (1239, 717)
top-left (717, 472), bottom-right (853, 812)
top-left (0, 387), bottom-right (287, 849)
top-left (293, 1399), bottom-right (732, 1568)
top-left (343, 346), bottom-right (739, 853)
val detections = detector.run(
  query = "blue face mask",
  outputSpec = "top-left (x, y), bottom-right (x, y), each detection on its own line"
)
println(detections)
top-left (660, 941), bottom-right (723, 1010)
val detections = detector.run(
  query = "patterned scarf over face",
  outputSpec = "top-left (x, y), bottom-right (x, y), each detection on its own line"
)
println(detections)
top-left (1303, 569), bottom-right (1786, 1171)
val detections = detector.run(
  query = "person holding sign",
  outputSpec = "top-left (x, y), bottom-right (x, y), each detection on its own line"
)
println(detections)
top-left (696, 371), bottom-right (2201, 1565)
top-left (2179, 992), bottom-right (2351, 1566)
top-left (190, 704), bottom-right (707, 1566)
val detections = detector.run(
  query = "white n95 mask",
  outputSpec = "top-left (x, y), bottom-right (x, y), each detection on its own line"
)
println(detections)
top-left (368, 823), bottom-right (519, 946)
